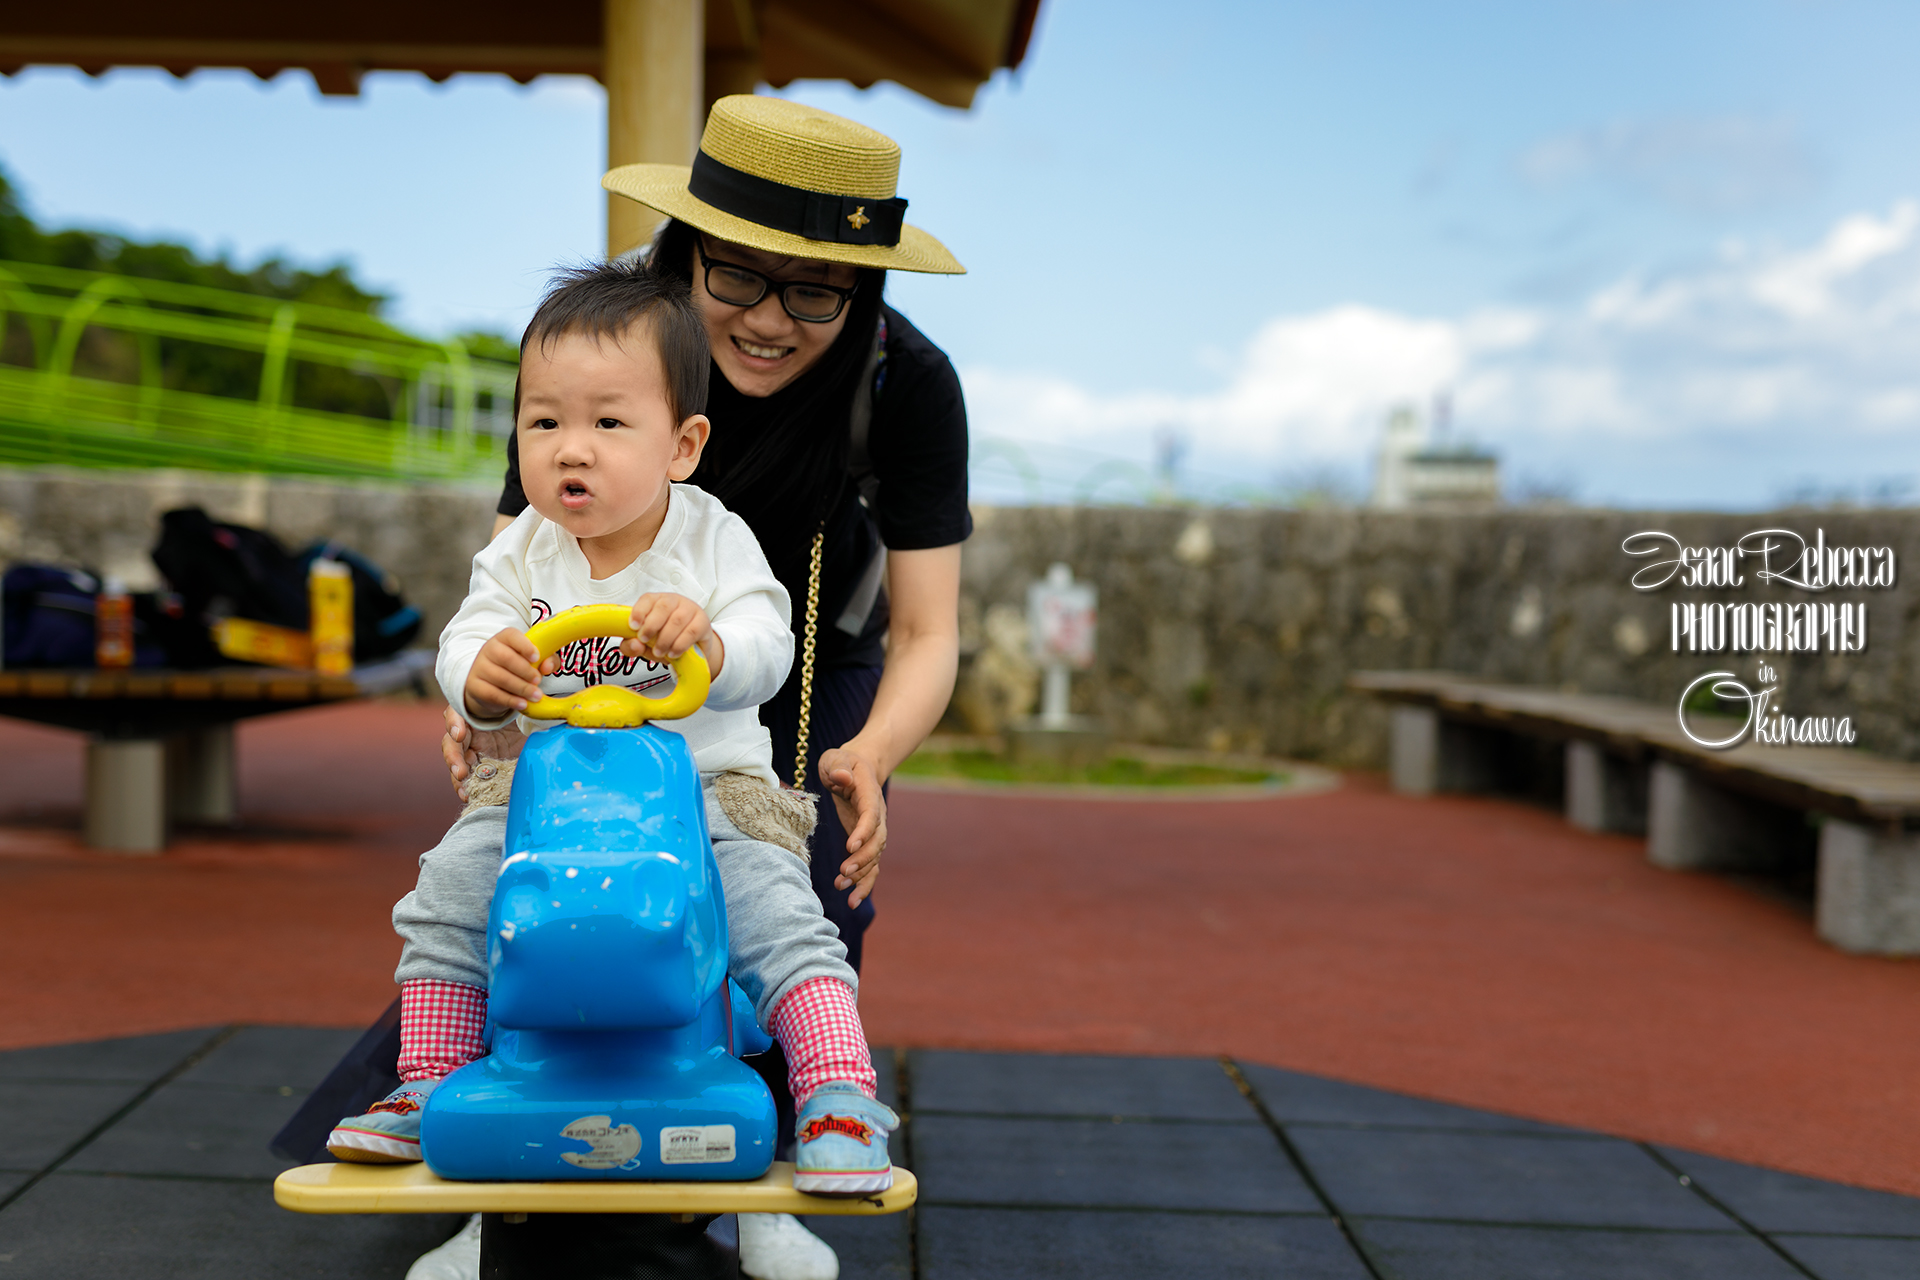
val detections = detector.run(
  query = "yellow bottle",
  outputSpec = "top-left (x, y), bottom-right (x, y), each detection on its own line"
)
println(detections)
top-left (309, 559), bottom-right (354, 676)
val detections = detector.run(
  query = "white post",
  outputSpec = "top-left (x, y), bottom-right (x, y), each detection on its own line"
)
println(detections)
top-left (1028, 562), bottom-right (1094, 728)
top-left (1040, 664), bottom-right (1071, 729)
top-left (1011, 562), bottom-right (1105, 766)
top-left (1565, 740), bottom-right (1607, 831)
top-left (85, 739), bottom-right (168, 853)
top-left (168, 725), bottom-right (238, 826)
top-left (1388, 705), bottom-right (1439, 795)
top-left (1647, 760), bottom-right (1797, 873)
top-left (1817, 821), bottom-right (1920, 954)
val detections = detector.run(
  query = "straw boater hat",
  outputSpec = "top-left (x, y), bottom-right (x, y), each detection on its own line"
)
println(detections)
top-left (603, 95), bottom-right (964, 275)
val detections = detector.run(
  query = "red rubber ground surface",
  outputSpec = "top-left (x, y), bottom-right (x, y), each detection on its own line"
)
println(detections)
top-left (2, 701), bottom-right (1916, 1195)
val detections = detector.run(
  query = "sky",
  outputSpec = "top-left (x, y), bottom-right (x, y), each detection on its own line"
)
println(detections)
top-left (5, 0), bottom-right (1920, 509)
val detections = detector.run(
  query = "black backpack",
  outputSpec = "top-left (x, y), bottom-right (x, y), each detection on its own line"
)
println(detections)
top-left (149, 507), bottom-right (422, 667)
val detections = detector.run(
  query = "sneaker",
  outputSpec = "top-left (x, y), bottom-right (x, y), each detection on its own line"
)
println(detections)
top-left (405, 1214), bottom-right (481, 1280)
top-left (791, 1084), bottom-right (896, 1195)
top-left (737, 1213), bottom-right (838, 1280)
top-left (327, 1078), bottom-right (440, 1163)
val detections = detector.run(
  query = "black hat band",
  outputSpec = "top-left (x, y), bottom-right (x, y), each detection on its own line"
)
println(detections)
top-left (689, 151), bottom-right (908, 248)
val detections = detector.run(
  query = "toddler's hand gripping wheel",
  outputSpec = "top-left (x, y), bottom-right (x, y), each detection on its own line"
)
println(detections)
top-left (419, 603), bottom-right (776, 1182)
top-left (522, 603), bottom-right (711, 728)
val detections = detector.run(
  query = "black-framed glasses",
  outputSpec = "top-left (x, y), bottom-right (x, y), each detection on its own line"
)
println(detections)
top-left (698, 243), bottom-right (858, 323)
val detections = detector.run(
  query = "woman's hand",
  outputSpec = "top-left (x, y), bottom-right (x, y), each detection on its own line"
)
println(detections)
top-left (812, 545), bottom-right (962, 911)
top-left (818, 744), bottom-right (887, 908)
top-left (442, 705), bottom-right (527, 801)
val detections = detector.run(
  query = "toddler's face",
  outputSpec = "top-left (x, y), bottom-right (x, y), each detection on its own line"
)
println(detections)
top-left (517, 327), bottom-right (708, 543)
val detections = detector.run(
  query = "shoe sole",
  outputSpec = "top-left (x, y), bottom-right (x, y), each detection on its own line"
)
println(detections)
top-left (792, 1168), bottom-right (895, 1195)
top-left (327, 1125), bottom-right (422, 1163)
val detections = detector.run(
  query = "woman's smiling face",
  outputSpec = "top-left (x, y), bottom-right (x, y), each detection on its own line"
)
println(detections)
top-left (691, 236), bottom-right (858, 397)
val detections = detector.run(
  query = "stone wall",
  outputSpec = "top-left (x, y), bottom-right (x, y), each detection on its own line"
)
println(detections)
top-left (6, 466), bottom-right (1916, 767)
top-left (953, 506), bottom-right (1920, 766)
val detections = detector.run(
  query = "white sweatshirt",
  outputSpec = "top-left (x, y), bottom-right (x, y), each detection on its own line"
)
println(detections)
top-left (436, 484), bottom-right (792, 785)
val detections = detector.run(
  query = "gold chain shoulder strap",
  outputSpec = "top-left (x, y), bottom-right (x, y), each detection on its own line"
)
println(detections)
top-left (793, 526), bottom-right (824, 789)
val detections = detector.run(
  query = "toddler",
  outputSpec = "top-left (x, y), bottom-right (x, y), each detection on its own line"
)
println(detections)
top-left (326, 260), bottom-right (893, 1194)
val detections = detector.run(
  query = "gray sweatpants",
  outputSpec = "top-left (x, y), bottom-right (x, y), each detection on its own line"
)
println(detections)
top-left (392, 777), bottom-right (855, 1030)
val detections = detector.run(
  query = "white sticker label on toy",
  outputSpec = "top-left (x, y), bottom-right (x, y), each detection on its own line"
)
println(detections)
top-left (559, 1115), bottom-right (642, 1169)
top-left (659, 1124), bottom-right (737, 1164)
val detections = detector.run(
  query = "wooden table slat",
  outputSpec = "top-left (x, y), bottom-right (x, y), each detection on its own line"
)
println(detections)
top-left (0, 652), bottom-right (433, 724)
top-left (24, 674), bottom-right (70, 698)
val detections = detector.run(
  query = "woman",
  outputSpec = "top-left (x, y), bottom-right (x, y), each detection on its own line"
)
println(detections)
top-left (439, 94), bottom-right (967, 1280)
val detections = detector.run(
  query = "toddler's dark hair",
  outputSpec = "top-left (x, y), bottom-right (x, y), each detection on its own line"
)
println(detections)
top-left (518, 259), bottom-right (710, 423)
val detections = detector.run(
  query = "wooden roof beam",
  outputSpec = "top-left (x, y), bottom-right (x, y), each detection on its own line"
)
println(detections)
top-left (0, 37), bottom-right (603, 91)
top-left (759, 0), bottom-right (1016, 109)
top-left (703, 0), bottom-right (759, 107)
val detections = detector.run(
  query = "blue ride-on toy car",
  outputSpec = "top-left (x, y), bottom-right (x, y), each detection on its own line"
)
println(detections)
top-left (420, 603), bottom-right (778, 1183)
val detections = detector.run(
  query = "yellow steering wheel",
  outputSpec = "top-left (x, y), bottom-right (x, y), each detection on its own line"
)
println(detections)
top-left (521, 603), bottom-right (710, 728)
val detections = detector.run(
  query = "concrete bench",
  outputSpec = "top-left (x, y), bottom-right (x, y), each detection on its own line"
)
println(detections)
top-left (0, 651), bottom-right (434, 853)
top-left (1350, 670), bottom-right (1920, 955)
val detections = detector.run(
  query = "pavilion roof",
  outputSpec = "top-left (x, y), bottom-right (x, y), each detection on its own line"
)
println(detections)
top-left (0, 0), bottom-right (1041, 107)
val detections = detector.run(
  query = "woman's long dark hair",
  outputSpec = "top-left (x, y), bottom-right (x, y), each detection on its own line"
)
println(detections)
top-left (648, 218), bottom-right (886, 575)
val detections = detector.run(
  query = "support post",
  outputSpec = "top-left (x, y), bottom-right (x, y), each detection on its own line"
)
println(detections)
top-left (1564, 740), bottom-right (1648, 834)
top-left (703, 0), bottom-right (760, 111)
top-left (604, 0), bottom-right (704, 258)
top-left (1389, 705), bottom-right (1438, 795)
top-left (1817, 821), bottom-right (1920, 954)
top-left (1039, 663), bottom-right (1070, 729)
top-left (1389, 705), bottom-right (1504, 796)
top-left (85, 739), bottom-right (167, 853)
top-left (1646, 760), bottom-right (1799, 873)
top-left (168, 724), bottom-right (237, 826)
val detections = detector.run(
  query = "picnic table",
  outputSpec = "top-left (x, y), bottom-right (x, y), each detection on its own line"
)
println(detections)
top-left (1350, 670), bottom-right (1920, 955)
top-left (0, 650), bottom-right (435, 852)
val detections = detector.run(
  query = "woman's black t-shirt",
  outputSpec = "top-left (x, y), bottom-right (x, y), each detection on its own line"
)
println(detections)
top-left (496, 304), bottom-right (970, 670)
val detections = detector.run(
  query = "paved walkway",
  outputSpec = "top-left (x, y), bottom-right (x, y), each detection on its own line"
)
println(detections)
top-left (860, 781), bottom-right (1920, 1198)
top-left (3, 1026), bottom-right (1917, 1279)
top-left (0, 705), bottom-right (461, 1043)
top-left (4, 698), bottom-right (1920, 1271)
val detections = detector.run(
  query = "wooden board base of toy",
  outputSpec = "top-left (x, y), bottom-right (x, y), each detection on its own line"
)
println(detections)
top-left (274, 1159), bottom-right (916, 1216)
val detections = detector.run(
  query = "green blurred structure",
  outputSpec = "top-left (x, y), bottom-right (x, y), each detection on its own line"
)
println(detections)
top-left (0, 260), bottom-right (517, 483)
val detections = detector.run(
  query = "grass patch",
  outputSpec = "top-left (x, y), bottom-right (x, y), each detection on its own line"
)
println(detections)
top-left (895, 749), bottom-right (1280, 788)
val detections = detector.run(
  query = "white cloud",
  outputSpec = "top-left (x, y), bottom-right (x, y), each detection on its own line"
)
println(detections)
top-left (964, 305), bottom-right (1483, 466)
top-left (962, 201), bottom-right (1920, 505)
top-left (1749, 202), bottom-right (1919, 318)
